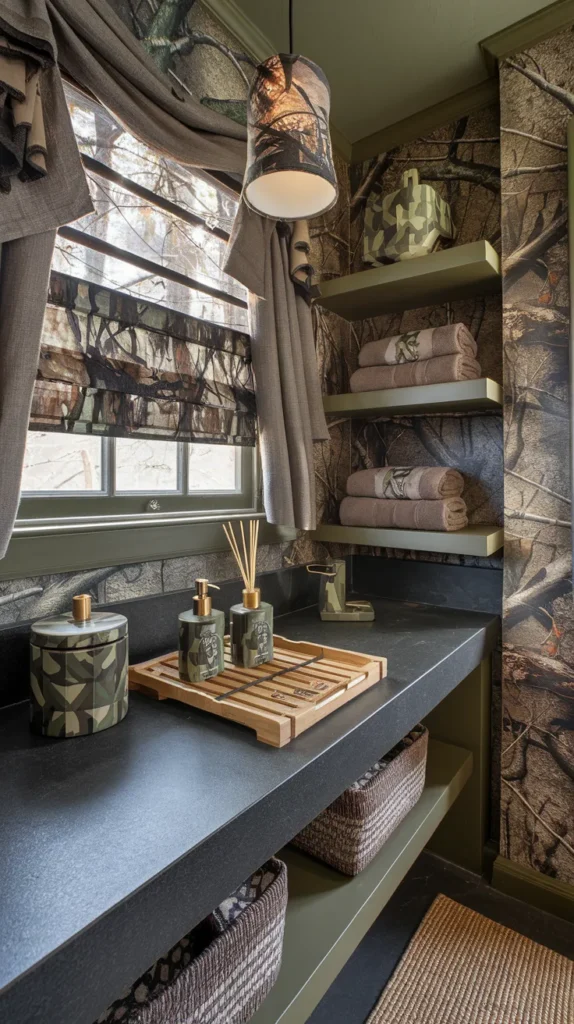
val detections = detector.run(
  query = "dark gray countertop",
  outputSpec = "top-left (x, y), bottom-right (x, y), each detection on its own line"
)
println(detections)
top-left (0, 599), bottom-right (498, 1024)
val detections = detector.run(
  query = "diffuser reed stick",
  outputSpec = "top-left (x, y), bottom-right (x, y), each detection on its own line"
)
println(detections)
top-left (222, 519), bottom-right (259, 592)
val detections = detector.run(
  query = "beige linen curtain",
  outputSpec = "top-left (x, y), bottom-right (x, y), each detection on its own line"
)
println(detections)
top-left (0, 0), bottom-right (327, 557)
top-left (225, 206), bottom-right (328, 529)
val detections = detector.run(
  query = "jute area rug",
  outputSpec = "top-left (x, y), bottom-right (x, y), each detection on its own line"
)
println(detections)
top-left (367, 894), bottom-right (573, 1023)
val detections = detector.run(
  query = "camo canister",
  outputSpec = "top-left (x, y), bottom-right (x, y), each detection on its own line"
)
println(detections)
top-left (29, 595), bottom-right (128, 738)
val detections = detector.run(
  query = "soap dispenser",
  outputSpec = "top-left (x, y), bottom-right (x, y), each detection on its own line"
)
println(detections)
top-left (179, 578), bottom-right (225, 683)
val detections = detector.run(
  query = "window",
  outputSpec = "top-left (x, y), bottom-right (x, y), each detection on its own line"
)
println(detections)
top-left (17, 85), bottom-right (258, 538)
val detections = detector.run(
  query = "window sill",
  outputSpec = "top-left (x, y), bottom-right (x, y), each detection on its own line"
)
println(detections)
top-left (1, 515), bottom-right (297, 581)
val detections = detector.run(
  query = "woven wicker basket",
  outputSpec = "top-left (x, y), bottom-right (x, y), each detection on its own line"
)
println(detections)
top-left (95, 857), bottom-right (287, 1024)
top-left (292, 726), bottom-right (428, 876)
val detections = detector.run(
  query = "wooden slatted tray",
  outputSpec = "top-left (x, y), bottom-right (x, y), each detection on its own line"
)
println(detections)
top-left (129, 636), bottom-right (387, 747)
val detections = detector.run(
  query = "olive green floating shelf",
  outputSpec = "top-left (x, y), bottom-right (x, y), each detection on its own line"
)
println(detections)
top-left (251, 739), bottom-right (472, 1024)
top-left (310, 524), bottom-right (504, 557)
top-left (323, 378), bottom-right (502, 418)
top-left (316, 240), bottom-right (501, 320)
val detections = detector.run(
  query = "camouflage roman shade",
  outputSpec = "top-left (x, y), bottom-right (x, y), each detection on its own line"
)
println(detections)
top-left (31, 271), bottom-right (256, 446)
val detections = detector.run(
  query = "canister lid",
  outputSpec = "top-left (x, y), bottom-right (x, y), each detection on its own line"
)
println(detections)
top-left (30, 609), bottom-right (128, 650)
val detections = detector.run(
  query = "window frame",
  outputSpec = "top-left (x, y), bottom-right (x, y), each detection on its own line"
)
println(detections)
top-left (18, 438), bottom-right (255, 522)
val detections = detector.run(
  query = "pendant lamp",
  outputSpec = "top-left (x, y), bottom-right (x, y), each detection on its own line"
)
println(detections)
top-left (244, 0), bottom-right (338, 220)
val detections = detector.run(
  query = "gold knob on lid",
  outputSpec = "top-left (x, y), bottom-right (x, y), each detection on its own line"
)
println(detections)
top-left (72, 594), bottom-right (91, 623)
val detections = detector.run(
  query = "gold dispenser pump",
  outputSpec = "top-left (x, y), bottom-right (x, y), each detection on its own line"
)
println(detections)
top-left (193, 578), bottom-right (220, 616)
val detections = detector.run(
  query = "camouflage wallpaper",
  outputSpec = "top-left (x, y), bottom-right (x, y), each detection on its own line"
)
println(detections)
top-left (500, 29), bottom-right (574, 885)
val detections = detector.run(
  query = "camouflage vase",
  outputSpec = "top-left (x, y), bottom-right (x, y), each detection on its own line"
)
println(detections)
top-left (230, 593), bottom-right (273, 669)
top-left (179, 608), bottom-right (225, 683)
top-left (363, 168), bottom-right (455, 265)
top-left (30, 607), bottom-right (128, 738)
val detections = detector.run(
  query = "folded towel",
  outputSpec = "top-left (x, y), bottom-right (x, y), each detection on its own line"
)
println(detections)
top-left (358, 323), bottom-right (477, 367)
top-left (340, 496), bottom-right (468, 532)
top-left (349, 353), bottom-right (481, 392)
top-left (347, 467), bottom-right (465, 500)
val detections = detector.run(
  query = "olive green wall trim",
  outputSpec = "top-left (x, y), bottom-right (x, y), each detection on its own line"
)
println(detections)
top-left (0, 520), bottom-right (296, 581)
top-left (424, 660), bottom-right (491, 875)
top-left (201, 0), bottom-right (272, 62)
top-left (200, 0), bottom-right (352, 162)
top-left (492, 855), bottom-right (574, 924)
top-left (351, 79), bottom-right (499, 164)
top-left (481, 0), bottom-right (574, 74)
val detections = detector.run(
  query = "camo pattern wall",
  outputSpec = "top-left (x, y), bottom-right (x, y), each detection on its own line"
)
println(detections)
top-left (499, 28), bottom-right (574, 886)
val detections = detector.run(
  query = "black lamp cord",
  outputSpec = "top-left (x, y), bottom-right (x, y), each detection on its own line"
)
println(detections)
top-left (289, 0), bottom-right (294, 54)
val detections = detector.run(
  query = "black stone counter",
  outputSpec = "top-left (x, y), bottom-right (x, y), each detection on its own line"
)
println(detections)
top-left (0, 599), bottom-right (498, 1024)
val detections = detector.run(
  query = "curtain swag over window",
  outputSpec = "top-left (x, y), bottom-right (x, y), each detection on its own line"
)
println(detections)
top-left (0, 0), bottom-right (329, 558)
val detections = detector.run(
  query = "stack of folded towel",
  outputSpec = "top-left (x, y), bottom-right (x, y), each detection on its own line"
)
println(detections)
top-left (349, 323), bottom-right (481, 393)
top-left (340, 466), bottom-right (468, 532)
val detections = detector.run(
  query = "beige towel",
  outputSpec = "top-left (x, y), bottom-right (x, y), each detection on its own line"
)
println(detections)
top-left (358, 323), bottom-right (477, 367)
top-left (340, 496), bottom-right (468, 532)
top-left (349, 353), bottom-right (481, 392)
top-left (347, 467), bottom-right (464, 500)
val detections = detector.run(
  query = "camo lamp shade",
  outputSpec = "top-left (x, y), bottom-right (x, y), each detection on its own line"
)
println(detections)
top-left (244, 54), bottom-right (338, 220)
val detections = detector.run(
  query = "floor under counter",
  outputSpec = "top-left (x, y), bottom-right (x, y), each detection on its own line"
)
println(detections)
top-left (309, 850), bottom-right (574, 1024)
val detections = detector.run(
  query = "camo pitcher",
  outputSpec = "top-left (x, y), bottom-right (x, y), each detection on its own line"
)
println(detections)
top-left (29, 594), bottom-right (128, 738)
top-left (364, 168), bottom-right (455, 265)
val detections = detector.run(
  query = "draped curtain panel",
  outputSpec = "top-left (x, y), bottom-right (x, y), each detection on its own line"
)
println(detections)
top-left (0, 0), bottom-right (328, 558)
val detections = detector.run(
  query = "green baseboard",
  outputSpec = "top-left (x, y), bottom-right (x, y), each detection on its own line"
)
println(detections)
top-left (491, 855), bottom-right (574, 924)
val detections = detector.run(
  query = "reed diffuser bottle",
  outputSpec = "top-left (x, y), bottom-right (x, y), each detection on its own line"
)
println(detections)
top-left (223, 519), bottom-right (273, 668)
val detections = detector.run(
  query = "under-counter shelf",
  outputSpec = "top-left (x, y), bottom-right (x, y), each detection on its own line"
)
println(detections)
top-left (316, 240), bottom-right (500, 320)
top-left (310, 523), bottom-right (504, 557)
top-left (251, 739), bottom-right (472, 1024)
top-left (323, 378), bottom-right (502, 418)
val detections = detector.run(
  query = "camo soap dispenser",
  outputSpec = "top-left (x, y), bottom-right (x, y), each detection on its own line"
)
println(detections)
top-left (179, 578), bottom-right (225, 683)
top-left (30, 594), bottom-right (129, 738)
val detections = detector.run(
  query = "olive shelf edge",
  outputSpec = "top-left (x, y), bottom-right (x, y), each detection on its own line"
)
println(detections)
top-left (309, 523), bottom-right (504, 557)
top-left (315, 239), bottom-right (501, 320)
top-left (251, 738), bottom-right (472, 1024)
top-left (322, 378), bottom-right (502, 418)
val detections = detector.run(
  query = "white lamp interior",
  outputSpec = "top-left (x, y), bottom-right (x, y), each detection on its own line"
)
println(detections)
top-left (245, 170), bottom-right (337, 220)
